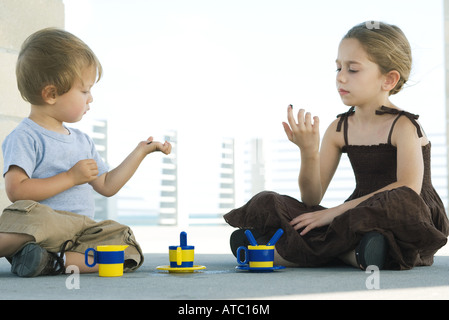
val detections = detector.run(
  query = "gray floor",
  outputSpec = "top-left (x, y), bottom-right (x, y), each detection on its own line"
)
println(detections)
top-left (0, 226), bottom-right (448, 300)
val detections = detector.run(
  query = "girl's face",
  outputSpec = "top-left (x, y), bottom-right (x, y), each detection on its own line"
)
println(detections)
top-left (53, 66), bottom-right (95, 123)
top-left (335, 38), bottom-right (387, 108)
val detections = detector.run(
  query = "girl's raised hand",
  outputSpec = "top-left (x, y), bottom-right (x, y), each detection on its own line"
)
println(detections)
top-left (282, 105), bottom-right (320, 154)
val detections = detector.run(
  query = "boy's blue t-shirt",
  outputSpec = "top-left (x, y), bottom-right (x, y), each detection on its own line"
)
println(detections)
top-left (2, 118), bottom-right (108, 218)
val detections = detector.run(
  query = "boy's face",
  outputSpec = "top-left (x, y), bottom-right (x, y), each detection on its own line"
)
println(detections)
top-left (53, 66), bottom-right (96, 123)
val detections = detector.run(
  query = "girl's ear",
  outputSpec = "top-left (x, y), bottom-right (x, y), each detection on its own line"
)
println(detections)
top-left (41, 85), bottom-right (58, 105)
top-left (382, 70), bottom-right (400, 93)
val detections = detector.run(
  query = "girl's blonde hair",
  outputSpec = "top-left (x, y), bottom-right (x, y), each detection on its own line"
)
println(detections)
top-left (16, 28), bottom-right (103, 105)
top-left (343, 22), bottom-right (412, 95)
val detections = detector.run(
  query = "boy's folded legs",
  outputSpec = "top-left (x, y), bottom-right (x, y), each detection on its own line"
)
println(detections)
top-left (0, 201), bottom-right (144, 276)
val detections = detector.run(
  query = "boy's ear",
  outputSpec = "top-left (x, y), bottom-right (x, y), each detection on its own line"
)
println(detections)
top-left (41, 85), bottom-right (58, 105)
top-left (382, 70), bottom-right (400, 92)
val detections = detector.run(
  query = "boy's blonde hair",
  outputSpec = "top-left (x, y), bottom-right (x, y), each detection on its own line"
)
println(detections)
top-left (343, 22), bottom-right (412, 95)
top-left (16, 28), bottom-right (103, 105)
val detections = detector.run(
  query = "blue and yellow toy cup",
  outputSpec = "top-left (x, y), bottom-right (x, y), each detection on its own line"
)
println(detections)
top-left (237, 245), bottom-right (275, 269)
top-left (85, 245), bottom-right (128, 277)
top-left (169, 231), bottom-right (194, 268)
top-left (235, 229), bottom-right (285, 272)
top-left (169, 245), bottom-right (195, 268)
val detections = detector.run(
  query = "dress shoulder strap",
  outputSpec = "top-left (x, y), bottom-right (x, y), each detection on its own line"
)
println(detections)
top-left (336, 106), bottom-right (355, 146)
top-left (376, 106), bottom-right (423, 145)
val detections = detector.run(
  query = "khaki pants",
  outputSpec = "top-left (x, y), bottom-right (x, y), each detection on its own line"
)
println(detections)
top-left (0, 200), bottom-right (143, 272)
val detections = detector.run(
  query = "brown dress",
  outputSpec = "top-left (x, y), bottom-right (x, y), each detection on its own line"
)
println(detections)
top-left (224, 106), bottom-right (449, 270)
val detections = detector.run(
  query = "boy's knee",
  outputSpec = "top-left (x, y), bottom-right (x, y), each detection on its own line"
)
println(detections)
top-left (0, 233), bottom-right (35, 257)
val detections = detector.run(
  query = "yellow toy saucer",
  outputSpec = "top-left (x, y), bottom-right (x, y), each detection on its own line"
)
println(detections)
top-left (156, 265), bottom-right (206, 273)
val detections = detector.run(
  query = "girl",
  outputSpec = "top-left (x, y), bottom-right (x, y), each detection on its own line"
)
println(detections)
top-left (225, 22), bottom-right (449, 270)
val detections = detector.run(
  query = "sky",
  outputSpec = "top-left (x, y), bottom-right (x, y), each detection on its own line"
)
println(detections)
top-left (63, 0), bottom-right (447, 221)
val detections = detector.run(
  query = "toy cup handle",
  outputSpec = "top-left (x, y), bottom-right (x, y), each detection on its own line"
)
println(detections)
top-left (236, 246), bottom-right (248, 265)
top-left (85, 248), bottom-right (97, 267)
top-left (176, 246), bottom-right (182, 266)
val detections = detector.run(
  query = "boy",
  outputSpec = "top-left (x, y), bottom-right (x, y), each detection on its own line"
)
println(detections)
top-left (0, 28), bottom-right (171, 277)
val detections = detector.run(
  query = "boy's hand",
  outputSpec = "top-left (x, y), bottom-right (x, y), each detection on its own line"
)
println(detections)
top-left (90, 137), bottom-right (172, 197)
top-left (142, 137), bottom-right (172, 155)
top-left (67, 159), bottom-right (99, 185)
